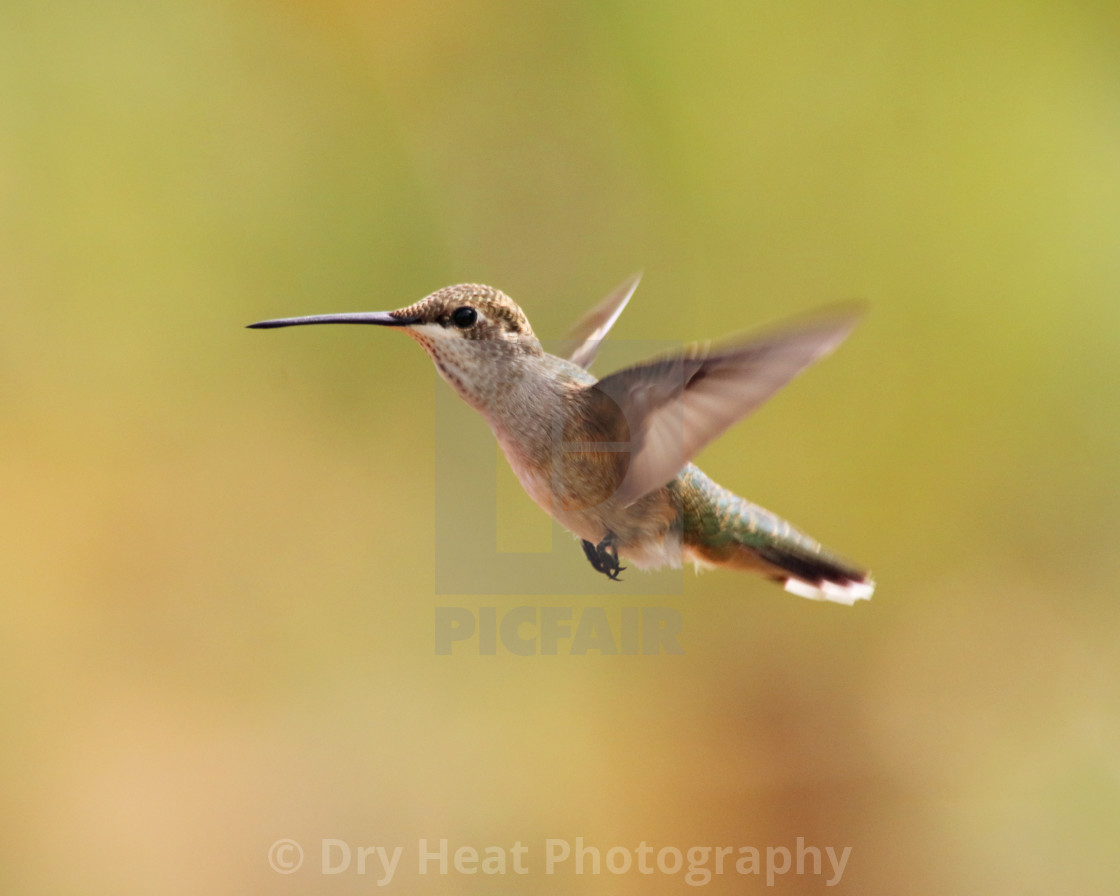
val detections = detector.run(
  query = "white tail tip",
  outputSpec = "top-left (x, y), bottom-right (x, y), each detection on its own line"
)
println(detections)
top-left (784, 576), bottom-right (875, 606)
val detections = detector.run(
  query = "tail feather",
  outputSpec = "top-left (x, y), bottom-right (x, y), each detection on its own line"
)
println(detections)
top-left (678, 465), bottom-right (874, 605)
top-left (755, 543), bottom-right (875, 606)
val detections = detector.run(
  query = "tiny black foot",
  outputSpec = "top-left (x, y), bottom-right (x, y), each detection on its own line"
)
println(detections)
top-left (580, 534), bottom-right (627, 581)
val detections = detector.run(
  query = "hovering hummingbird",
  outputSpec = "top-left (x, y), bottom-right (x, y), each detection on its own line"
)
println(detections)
top-left (249, 275), bottom-right (874, 605)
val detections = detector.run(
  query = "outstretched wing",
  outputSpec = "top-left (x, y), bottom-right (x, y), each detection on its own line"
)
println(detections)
top-left (565, 273), bottom-right (642, 369)
top-left (588, 309), bottom-right (861, 507)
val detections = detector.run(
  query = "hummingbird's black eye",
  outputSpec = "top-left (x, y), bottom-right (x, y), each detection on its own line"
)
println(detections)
top-left (450, 306), bottom-right (478, 329)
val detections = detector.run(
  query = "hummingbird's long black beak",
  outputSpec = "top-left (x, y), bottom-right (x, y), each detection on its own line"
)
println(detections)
top-left (247, 311), bottom-right (418, 329)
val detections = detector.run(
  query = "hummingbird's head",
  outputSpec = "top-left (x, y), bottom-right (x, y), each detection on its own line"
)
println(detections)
top-left (388, 283), bottom-right (537, 348)
top-left (249, 283), bottom-right (544, 410)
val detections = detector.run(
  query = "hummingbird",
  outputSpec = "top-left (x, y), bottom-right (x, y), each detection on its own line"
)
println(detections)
top-left (249, 275), bottom-right (874, 605)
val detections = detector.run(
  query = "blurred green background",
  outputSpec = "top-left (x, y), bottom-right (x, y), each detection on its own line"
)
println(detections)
top-left (3, 1), bottom-right (1119, 893)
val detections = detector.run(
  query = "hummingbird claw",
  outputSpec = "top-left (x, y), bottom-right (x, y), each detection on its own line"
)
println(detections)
top-left (581, 535), bottom-right (626, 581)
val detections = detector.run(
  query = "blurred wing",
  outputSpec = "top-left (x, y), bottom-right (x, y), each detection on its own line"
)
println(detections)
top-left (591, 310), bottom-right (862, 507)
top-left (565, 273), bottom-right (641, 369)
